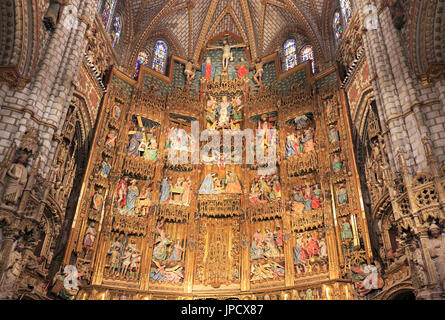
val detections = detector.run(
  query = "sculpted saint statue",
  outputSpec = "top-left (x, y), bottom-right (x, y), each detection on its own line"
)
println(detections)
top-left (235, 57), bottom-right (250, 80)
top-left (3, 152), bottom-right (29, 205)
top-left (205, 95), bottom-right (218, 129)
top-left (426, 223), bottom-right (445, 291)
top-left (159, 177), bottom-right (171, 203)
top-left (83, 222), bottom-right (97, 249)
top-left (337, 184), bottom-right (348, 204)
top-left (92, 189), bottom-right (104, 211)
top-left (201, 57), bottom-right (216, 80)
top-left (409, 242), bottom-right (428, 286)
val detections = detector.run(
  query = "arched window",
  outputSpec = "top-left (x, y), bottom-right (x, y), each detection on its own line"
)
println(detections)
top-left (110, 15), bottom-right (121, 47)
top-left (333, 11), bottom-right (343, 41)
top-left (284, 39), bottom-right (297, 71)
top-left (301, 45), bottom-right (315, 73)
top-left (152, 41), bottom-right (168, 74)
top-left (101, 0), bottom-right (116, 30)
top-left (340, 0), bottom-right (352, 26)
top-left (135, 51), bottom-right (149, 78)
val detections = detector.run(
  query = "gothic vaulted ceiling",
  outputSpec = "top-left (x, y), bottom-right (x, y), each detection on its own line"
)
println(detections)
top-left (120, 0), bottom-right (338, 70)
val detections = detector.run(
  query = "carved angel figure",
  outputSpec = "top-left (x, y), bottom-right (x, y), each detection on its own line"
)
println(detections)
top-left (184, 60), bottom-right (196, 84)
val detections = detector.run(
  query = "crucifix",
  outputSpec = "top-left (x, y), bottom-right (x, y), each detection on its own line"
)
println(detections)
top-left (206, 37), bottom-right (247, 71)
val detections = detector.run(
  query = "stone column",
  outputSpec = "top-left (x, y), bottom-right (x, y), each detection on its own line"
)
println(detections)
top-left (430, 79), bottom-right (445, 164)
top-left (379, 6), bottom-right (434, 171)
top-left (42, 0), bottom-right (99, 177)
top-left (360, 0), bottom-right (445, 174)
top-left (357, 0), bottom-right (415, 173)
top-left (0, 1), bottom-right (99, 179)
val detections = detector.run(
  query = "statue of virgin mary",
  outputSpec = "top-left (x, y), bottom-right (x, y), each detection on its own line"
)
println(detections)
top-left (199, 173), bottom-right (215, 194)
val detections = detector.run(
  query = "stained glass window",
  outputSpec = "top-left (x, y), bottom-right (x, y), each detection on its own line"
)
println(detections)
top-left (333, 11), bottom-right (343, 41)
top-left (135, 51), bottom-right (149, 78)
top-left (110, 15), bottom-right (121, 47)
top-left (301, 46), bottom-right (315, 73)
top-left (332, 11), bottom-right (343, 40)
top-left (284, 39), bottom-right (297, 71)
top-left (340, 0), bottom-right (352, 26)
top-left (101, 0), bottom-right (115, 30)
top-left (152, 41), bottom-right (168, 74)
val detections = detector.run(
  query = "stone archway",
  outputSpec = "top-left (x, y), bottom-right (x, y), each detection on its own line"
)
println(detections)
top-left (0, 0), bottom-right (40, 89)
top-left (388, 289), bottom-right (416, 300)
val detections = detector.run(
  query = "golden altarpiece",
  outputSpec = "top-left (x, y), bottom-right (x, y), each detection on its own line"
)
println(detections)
top-left (59, 44), bottom-right (377, 300)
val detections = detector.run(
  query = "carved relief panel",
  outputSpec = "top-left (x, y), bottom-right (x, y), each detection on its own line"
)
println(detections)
top-left (149, 219), bottom-right (186, 286)
top-left (63, 62), bottom-right (375, 300)
top-left (249, 218), bottom-right (285, 285)
top-left (194, 217), bottom-right (241, 289)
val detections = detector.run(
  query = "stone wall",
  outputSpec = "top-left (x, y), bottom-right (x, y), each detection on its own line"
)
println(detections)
top-left (0, 0), bottom-right (99, 177)
top-left (0, 0), bottom-right (101, 300)
top-left (351, 0), bottom-right (445, 300)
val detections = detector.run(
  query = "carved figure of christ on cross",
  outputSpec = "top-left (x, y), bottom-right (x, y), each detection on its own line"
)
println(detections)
top-left (206, 39), bottom-right (247, 71)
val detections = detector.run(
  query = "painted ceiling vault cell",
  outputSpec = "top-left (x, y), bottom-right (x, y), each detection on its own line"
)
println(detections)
top-left (157, 7), bottom-right (189, 57)
top-left (122, 0), bottom-right (331, 67)
top-left (191, 0), bottom-right (213, 47)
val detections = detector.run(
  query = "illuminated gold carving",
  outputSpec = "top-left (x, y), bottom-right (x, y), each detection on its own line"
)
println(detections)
top-left (60, 56), bottom-right (376, 300)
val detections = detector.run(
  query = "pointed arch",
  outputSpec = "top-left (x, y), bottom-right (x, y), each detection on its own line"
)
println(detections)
top-left (0, 0), bottom-right (40, 89)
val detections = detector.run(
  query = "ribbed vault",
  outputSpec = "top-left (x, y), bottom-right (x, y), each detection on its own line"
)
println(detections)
top-left (119, 0), bottom-right (334, 70)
